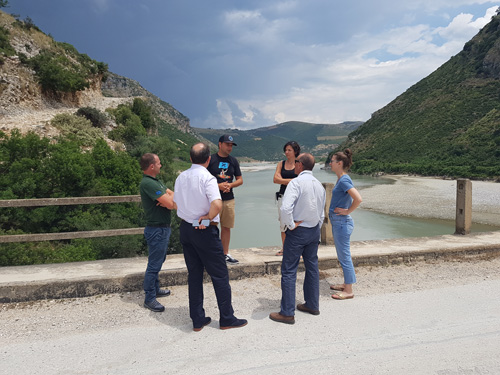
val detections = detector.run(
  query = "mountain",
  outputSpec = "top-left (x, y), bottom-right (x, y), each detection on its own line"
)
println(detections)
top-left (0, 10), bottom-right (193, 141)
top-left (194, 121), bottom-right (362, 161)
top-left (328, 12), bottom-right (500, 179)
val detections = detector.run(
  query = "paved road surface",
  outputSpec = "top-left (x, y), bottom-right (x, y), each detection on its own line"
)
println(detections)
top-left (1, 258), bottom-right (500, 374)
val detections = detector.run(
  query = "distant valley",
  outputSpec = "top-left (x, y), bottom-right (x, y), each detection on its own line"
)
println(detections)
top-left (194, 121), bottom-right (362, 161)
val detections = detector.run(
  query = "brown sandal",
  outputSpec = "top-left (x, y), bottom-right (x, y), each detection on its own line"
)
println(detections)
top-left (329, 284), bottom-right (345, 291)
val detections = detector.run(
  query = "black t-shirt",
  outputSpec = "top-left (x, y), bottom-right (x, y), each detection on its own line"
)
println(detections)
top-left (207, 153), bottom-right (242, 201)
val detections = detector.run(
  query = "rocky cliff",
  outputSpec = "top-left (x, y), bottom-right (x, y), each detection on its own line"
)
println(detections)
top-left (0, 10), bottom-right (191, 138)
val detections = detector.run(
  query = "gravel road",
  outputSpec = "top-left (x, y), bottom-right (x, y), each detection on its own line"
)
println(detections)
top-left (1, 256), bottom-right (499, 374)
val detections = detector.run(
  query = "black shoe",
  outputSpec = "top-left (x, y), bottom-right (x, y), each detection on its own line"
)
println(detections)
top-left (193, 317), bottom-right (212, 332)
top-left (144, 299), bottom-right (165, 312)
top-left (156, 289), bottom-right (171, 297)
top-left (220, 318), bottom-right (248, 330)
top-left (225, 254), bottom-right (239, 264)
top-left (297, 303), bottom-right (320, 315)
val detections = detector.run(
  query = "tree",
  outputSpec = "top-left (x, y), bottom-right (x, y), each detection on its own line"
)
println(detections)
top-left (0, 1), bottom-right (9, 9)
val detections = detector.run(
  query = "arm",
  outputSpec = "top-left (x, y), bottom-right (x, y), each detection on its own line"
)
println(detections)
top-left (280, 181), bottom-right (302, 230)
top-left (156, 188), bottom-right (176, 210)
top-left (273, 162), bottom-right (293, 185)
top-left (334, 188), bottom-right (363, 216)
top-left (196, 199), bottom-right (222, 229)
top-left (230, 175), bottom-right (243, 189)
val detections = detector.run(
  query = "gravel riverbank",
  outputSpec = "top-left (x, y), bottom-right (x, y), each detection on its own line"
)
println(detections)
top-left (359, 175), bottom-right (500, 226)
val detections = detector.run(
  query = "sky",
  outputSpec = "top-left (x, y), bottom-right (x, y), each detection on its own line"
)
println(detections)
top-left (6, 1), bottom-right (500, 129)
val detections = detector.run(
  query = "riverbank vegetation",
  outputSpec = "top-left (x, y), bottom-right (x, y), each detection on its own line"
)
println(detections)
top-left (0, 99), bottom-right (197, 266)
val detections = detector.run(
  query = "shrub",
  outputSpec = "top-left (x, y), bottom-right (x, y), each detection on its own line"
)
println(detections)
top-left (51, 113), bottom-right (104, 146)
top-left (76, 107), bottom-right (109, 128)
top-left (107, 105), bottom-right (146, 144)
top-left (132, 98), bottom-right (155, 130)
top-left (28, 51), bottom-right (90, 93)
top-left (25, 41), bottom-right (108, 94)
top-left (0, 235), bottom-right (98, 266)
top-left (0, 26), bottom-right (15, 57)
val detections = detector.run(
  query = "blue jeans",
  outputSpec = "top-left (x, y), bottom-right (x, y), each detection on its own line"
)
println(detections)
top-left (330, 215), bottom-right (356, 284)
top-left (143, 226), bottom-right (171, 302)
top-left (280, 225), bottom-right (320, 316)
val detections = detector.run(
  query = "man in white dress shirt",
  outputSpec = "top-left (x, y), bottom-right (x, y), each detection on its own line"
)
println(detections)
top-left (174, 143), bottom-right (248, 332)
top-left (269, 153), bottom-right (326, 324)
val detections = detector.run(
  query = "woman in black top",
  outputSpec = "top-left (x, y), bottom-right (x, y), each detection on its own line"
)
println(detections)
top-left (273, 141), bottom-right (301, 256)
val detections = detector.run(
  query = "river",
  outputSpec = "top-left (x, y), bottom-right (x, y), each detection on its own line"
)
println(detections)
top-left (230, 162), bottom-right (498, 249)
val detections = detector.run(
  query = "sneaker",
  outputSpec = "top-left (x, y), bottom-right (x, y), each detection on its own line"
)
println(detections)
top-left (220, 318), bottom-right (248, 330)
top-left (143, 299), bottom-right (165, 312)
top-left (225, 254), bottom-right (239, 264)
top-left (156, 289), bottom-right (171, 297)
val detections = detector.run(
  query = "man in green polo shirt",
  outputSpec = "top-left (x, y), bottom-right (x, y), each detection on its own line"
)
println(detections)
top-left (139, 153), bottom-right (175, 312)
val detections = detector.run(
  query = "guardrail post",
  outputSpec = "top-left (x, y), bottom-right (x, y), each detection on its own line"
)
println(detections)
top-left (455, 179), bottom-right (472, 235)
top-left (321, 182), bottom-right (334, 245)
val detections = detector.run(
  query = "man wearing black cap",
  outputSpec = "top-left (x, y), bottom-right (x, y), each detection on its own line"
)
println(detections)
top-left (207, 134), bottom-right (243, 264)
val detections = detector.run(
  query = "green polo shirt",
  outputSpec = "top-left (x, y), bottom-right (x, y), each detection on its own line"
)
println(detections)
top-left (140, 174), bottom-right (171, 226)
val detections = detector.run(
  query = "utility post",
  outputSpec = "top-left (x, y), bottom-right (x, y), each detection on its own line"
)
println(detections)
top-left (455, 179), bottom-right (472, 235)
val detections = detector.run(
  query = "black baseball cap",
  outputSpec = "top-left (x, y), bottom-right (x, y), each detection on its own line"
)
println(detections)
top-left (219, 134), bottom-right (237, 146)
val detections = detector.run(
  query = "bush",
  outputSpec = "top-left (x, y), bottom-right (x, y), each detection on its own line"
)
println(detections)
top-left (28, 51), bottom-right (90, 93)
top-left (76, 107), bottom-right (109, 128)
top-left (0, 235), bottom-right (98, 266)
top-left (25, 41), bottom-right (108, 94)
top-left (51, 113), bottom-right (104, 146)
top-left (107, 105), bottom-right (146, 145)
top-left (0, 26), bottom-right (15, 57)
top-left (132, 98), bottom-right (155, 130)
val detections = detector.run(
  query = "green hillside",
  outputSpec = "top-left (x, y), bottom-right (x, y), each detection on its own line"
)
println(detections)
top-left (329, 12), bottom-right (500, 179)
top-left (195, 121), bottom-right (362, 161)
top-left (0, 11), bottom-right (199, 265)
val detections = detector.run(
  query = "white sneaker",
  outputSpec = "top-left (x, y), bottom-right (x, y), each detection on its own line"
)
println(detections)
top-left (225, 254), bottom-right (239, 264)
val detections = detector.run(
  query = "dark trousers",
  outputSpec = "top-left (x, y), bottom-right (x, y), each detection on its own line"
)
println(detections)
top-left (179, 220), bottom-right (236, 327)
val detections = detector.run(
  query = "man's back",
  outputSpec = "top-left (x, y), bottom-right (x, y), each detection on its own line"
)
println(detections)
top-left (281, 170), bottom-right (326, 229)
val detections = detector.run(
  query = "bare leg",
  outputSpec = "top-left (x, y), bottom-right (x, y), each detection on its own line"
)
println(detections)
top-left (331, 283), bottom-right (354, 299)
top-left (276, 232), bottom-right (286, 256)
top-left (221, 226), bottom-right (231, 256)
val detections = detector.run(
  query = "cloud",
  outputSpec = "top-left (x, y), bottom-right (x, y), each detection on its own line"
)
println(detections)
top-left (90, 0), bottom-right (111, 13)
top-left (203, 4), bottom-right (499, 129)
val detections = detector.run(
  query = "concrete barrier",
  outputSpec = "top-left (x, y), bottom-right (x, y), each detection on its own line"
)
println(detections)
top-left (2, 231), bottom-right (500, 303)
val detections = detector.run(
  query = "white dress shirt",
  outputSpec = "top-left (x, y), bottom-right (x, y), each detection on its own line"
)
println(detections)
top-left (174, 164), bottom-right (221, 223)
top-left (280, 170), bottom-right (326, 230)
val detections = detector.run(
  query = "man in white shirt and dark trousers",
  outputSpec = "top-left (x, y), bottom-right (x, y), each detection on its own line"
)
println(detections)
top-left (269, 153), bottom-right (326, 324)
top-left (174, 143), bottom-right (248, 332)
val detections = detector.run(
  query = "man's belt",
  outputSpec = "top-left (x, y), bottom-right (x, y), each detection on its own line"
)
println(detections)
top-left (182, 220), bottom-right (219, 226)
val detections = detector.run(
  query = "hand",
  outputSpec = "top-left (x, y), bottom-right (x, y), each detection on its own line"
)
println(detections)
top-left (194, 215), bottom-right (211, 230)
top-left (289, 220), bottom-right (303, 230)
top-left (219, 182), bottom-right (231, 193)
top-left (334, 207), bottom-right (348, 216)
